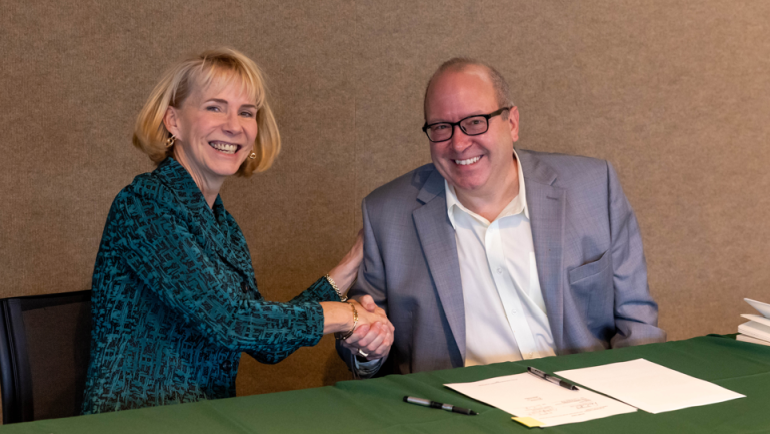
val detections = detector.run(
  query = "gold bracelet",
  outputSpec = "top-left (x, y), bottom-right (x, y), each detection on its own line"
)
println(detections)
top-left (335, 302), bottom-right (358, 340)
top-left (325, 274), bottom-right (347, 302)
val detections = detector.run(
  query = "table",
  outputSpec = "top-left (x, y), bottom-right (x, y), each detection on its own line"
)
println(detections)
top-left (4, 335), bottom-right (770, 433)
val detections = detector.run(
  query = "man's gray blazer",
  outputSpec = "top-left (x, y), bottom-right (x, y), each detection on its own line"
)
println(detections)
top-left (340, 149), bottom-right (666, 376)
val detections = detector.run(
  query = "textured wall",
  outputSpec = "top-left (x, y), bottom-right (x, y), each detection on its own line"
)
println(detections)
top-left (1, 0), bottom-right (769, 407)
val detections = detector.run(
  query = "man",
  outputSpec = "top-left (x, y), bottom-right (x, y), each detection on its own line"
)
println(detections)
top-left (338, 58), bottom-right (665, 377)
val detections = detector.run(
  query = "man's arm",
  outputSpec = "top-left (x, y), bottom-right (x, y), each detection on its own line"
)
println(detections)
top-left (606, 161), bottom-right (667, 347)
top-left (335, 197), bottom-right (394, 378)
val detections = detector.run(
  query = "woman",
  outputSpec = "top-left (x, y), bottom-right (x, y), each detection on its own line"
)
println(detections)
top-left (82, 48), bottom-right (391, 414)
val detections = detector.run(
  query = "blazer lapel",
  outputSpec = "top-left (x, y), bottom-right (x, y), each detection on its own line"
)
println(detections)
top-left (204, 205), bottom-right (256, 284)
top-left (517, 149), bottom-right (567, 353)
top-left (412, 168), bottom-right (466, 362)
top-left (156, 158), bottom-right (256, 287)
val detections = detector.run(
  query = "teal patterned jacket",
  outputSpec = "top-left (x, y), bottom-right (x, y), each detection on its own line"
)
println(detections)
top-left (82, 158), bottom-right (339, 414)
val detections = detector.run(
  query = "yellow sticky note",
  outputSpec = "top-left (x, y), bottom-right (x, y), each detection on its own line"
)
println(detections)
top-left (512, 416), bottom-right (545, 428)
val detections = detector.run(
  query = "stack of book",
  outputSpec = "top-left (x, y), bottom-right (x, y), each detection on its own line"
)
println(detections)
top-left (737, 298), bottom-right (770, 346)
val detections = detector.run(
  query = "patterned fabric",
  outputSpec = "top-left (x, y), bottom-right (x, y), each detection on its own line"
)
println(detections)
top-left (82, 158), bottom-right (339, 414)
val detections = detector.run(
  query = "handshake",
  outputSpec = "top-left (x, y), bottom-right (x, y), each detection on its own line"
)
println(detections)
top-left (339, 296), bottom-right (394, 362)
top-left (328, 230), bottom-right (394, 365)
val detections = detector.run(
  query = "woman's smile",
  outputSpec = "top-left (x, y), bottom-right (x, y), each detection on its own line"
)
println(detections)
top-left (208, 140), bottom-right (241, 154)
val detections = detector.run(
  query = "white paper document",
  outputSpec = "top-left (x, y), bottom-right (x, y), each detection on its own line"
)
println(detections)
top-left (741, 313), bottom-right (770, 328)
top-left (445, 373), bottom-right (636, 427)
top-left (745, 298), bottom-right (770, 318)
top-left (556, 359), bottom-right (745, 414)
top-left (739, 316), bottom-right (770, 341)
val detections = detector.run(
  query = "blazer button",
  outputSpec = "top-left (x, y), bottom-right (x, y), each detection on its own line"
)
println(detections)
top-left (221, 360), bottom-right (232, 370)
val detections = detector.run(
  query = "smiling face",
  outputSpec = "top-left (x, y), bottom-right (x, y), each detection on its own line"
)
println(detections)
top-left (164, 75), bottom-right (258, 194)
top-left (425, 66), bottom-right (519, 200)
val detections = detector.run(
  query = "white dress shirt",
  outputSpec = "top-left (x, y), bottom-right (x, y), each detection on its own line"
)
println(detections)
top-left (446, 150), bottom-right (556, 366)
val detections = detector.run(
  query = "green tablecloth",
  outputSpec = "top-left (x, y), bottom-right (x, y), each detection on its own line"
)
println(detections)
top-left (5, 335), bottom-right (770, 433)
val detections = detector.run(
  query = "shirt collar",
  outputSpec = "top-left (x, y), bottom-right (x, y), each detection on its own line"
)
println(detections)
top-left (445, 149), bottom-right (529, 228)
top-left (153, 157), bottom-right (226, 223)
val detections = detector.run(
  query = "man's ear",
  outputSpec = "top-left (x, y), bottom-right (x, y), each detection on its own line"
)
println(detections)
top-left (508, 106), bottom-right (520, 143)
top-left (163, 106), bottom-right (180, 139)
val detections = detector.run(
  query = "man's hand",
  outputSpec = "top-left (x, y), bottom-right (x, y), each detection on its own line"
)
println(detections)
top-left (341, 295), bottom-right (394, 361)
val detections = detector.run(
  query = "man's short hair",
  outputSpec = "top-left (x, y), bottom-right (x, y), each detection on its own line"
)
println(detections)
top-left (423, 57), bottom-right (514, 120)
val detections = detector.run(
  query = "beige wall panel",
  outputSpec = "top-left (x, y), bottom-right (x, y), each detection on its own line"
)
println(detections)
top-left (1, 0), bottom-right (769, 417)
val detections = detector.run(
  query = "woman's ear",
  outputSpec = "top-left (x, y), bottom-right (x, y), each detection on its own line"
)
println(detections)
top-left (163, 106), bottom-right (180, 139)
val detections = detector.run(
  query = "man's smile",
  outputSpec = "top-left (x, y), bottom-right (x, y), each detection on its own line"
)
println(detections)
top-left (454, 156), bottom-right (482, 166)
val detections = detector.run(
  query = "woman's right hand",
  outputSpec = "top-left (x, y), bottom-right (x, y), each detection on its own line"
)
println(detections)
top-left (341, 296), bottom-right (394, 361)
top-left (321, 296), bottom-right (394, 360)
top-left (347, 297), bottom-right (389, 329)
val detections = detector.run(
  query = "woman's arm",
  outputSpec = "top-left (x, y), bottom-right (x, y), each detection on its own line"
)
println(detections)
top-left (112, 192), bottom-right (344, 358)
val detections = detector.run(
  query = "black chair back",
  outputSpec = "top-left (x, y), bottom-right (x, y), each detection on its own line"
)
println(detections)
top-left (0, 290), bottom-right (91, 424)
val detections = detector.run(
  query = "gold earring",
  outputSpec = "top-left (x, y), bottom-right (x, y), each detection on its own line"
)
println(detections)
top-left (165, 135), bottom-right (176, 148)
top-left (249, 152), bottom-right (257, 160)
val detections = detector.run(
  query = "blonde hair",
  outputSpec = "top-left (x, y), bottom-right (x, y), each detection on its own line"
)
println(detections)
top-left (133, 48), bottom-right (280, 176)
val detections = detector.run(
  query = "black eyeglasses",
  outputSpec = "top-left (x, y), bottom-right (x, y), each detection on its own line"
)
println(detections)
top-left (422, 107), bottom-right (511, 142)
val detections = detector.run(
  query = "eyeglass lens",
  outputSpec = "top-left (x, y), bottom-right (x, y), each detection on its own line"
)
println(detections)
top-left (426, 116), bottom-right (488, 142)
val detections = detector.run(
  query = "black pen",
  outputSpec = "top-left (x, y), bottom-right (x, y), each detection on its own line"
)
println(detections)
top-left (403, 396), bottom-right (478, 415)
top-left (527, 366), bottom-right (579, 391)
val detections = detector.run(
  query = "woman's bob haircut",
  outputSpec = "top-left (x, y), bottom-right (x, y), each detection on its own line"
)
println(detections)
top-left (133, 48), bottom-right (280, 176)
